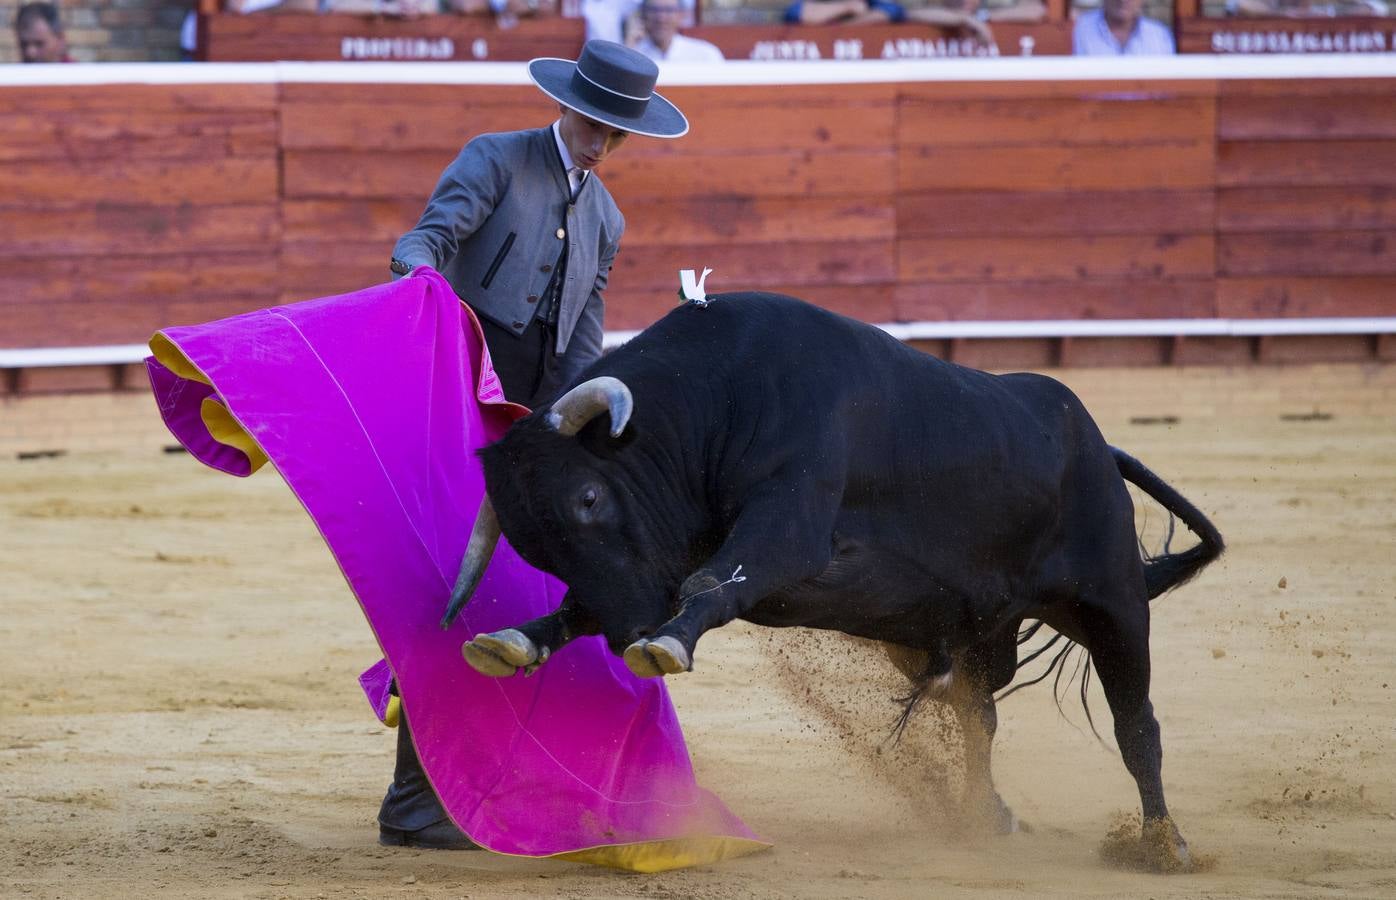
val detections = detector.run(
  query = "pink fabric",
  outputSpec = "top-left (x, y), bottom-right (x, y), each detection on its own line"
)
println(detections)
top-left (358, 658), bottom-right (395, 724)
top-left (146, 267), bottom-right (759, 860)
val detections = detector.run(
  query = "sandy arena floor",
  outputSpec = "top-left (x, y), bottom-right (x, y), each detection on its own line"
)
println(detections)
top-left (2, 364), bottom-right (1394, 899)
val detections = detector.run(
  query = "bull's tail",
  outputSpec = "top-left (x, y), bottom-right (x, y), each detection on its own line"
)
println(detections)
top-left (1111, 446), bottom-right (1225, 599)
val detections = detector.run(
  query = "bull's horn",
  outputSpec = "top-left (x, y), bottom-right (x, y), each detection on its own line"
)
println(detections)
top-left (440, 495), bottom-right (500, 629)
top-left (546, 376), bottom-right (633, 438)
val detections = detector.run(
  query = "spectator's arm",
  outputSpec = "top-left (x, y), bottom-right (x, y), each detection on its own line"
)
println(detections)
top-left (905, 6), bottom-right (994, 42)
top-left (1226, 0), bottom-right (1282, 14)
top-left (226, 0), bottom-right (317, 12)
top-left (1334, 0), bottom-right (1388, 14)
top-left (786, 0), bottom-right (870, 25)
top-left (985, 0), bottom-right (1045, 22)
top-left (325, 0), bottom-right (436, 14)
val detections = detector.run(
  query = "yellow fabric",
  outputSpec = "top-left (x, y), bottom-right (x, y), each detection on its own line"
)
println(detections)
top-left (383, 695), bottom-right (401, 728)
top-left (149, 331), bottom-right (270, 474)
top-left (148, 333), bottom-right (211, 385)
top-left (551, 836), bottom-right (770, 873)
top-left (201, 396), bottom-right (270, 474)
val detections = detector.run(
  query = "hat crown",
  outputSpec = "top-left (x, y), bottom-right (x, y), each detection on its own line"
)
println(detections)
top-left (527, 40), bottom-right (688, 140)
top-left (574, 41), bottom-right (659, 104)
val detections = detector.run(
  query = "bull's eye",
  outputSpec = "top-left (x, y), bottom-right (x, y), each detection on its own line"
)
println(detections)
top-left (582, 488), bottom-right (598, 509)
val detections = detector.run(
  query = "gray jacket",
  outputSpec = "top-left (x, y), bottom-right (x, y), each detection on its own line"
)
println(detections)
top-left (393, 126), bottom-right (624, 369)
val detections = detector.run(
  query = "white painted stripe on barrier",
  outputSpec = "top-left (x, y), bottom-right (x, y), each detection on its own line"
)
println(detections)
top-left (0, 62), bottom-right (283, 86)
top-left (0, 345), bottom-right (154, 368)
top-left (1227, 317), bottom-right (1396, 336)
top-left (876, 319), bottom-right (1236, 341)
top-left (4, 318), bottom-right (1393, 366)
top-left (651, 54), bottom-right (1396, 86)
top-left (3, 55), bottom-right (1396, 89)
top-left (605, 316), bottom-right (1396, 348)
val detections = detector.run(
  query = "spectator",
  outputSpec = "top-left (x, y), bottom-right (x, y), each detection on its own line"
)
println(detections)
top-left (474, 0), bottom-right (552, 27)
top-left (784, 0), bottom-right (908, 25)
top-left (634, 0), bottom-right (724, 62)
top-left (1072, 0), bottom-right (1175, 54)
top-left (180, 9), bottom-right (198, 60)
top-left (14, 2), bottom-right (70, 63)
top-left (584, 0), bottom-right (641, 42)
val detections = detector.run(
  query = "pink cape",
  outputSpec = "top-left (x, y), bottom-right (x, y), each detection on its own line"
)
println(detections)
top-left (145, 267), bottom-right (766, 871)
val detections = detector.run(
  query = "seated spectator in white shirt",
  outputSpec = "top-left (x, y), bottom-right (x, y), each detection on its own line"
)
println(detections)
top-left (584, 0), bottom-right (641, 42)
top-left (634, 0), bottom-right (724, 62)
top-left (1072, 0), bottom-right (1175, 55)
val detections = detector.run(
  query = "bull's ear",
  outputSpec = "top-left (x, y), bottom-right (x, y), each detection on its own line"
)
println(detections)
top-left (576, 414), bottom-right (637, 458)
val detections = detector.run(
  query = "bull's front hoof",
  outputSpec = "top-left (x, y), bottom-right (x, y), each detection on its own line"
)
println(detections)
top-left (623, 636), bottom-right (690, 678)
top-left (462, 629), bottom-right (544, 678)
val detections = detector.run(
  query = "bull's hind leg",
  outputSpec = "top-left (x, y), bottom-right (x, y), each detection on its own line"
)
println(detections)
top-left (950, 632), bottom-right (1024, 834)
top-left (1077, 593), bottom-right (1193, 872)
top-left (886, 633), bottom-right (1023, 834)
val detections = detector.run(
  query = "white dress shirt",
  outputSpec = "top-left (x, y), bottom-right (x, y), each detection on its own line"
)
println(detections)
top-left (1072, 9), bottom-right (1176, 56)
top-left (634, 32), bottom-right (726, 64)
top-left (551, 120), bottom-right (587, 199)
top-left (582, 0), bottom-right (642, 43)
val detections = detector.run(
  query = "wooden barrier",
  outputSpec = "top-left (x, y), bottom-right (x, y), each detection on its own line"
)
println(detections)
top-left (2, 60), bottom-right (1396, 396)
top-left (199, 14), bottom-right (1070, 62)
top-left (0, 82), bottom-right (282, 361)
top-left (197, 4), bottom-right (1396, 63)
top-left (205, 14), bottom-right (586, 62)
top-left (1179, 16), bottom-right (1396, 56)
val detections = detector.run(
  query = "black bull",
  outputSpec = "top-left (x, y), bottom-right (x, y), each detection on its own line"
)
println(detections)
top-left (444, 292), bottom-right (1224, 867)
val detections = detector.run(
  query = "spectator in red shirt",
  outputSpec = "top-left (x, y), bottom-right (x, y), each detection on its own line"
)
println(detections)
top-left (14, 2), bottom-right (71, 63)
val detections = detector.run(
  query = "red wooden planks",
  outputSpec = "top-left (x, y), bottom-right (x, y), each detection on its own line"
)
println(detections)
top-left (899, 143), bottom-right (1215, 192)
top-left (1219, 185), bottom-right (1396, 232)
top-left (1219, 140), bottom-right (1396, 188)
top-left (898, 234), bottom-right (1215, 282)
top-left (893, 279), bottom-right (1217, 321)
top-left (899, 190), bottom-right (1213, 237)
top-left (1219, 231), bottom-right (1396, 277)
top-left (900, 96), bottom-right (1214, 147)
top-left (1218, 276), bottom-right (1396, 317)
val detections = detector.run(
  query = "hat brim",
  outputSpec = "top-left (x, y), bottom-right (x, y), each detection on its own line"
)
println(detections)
top-left (528, 58), bottom-right (689, 140)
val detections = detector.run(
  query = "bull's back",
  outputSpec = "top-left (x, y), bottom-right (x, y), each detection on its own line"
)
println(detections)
top-left (604, 293), bottom-right (1096, 473)
top-left (600, 291), bottom-right (1113, 489)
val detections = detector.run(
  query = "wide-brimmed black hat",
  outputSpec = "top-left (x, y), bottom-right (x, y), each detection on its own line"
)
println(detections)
top-left (528, 40), bottom-right (688, 140)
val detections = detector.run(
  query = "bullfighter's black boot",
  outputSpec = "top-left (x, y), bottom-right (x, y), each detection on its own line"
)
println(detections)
top-left (377, 714), bottom-right (480, 850)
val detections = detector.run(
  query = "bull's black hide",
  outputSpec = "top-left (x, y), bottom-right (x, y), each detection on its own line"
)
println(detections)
top-left (450, 292), bottom-right (1224, 869)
